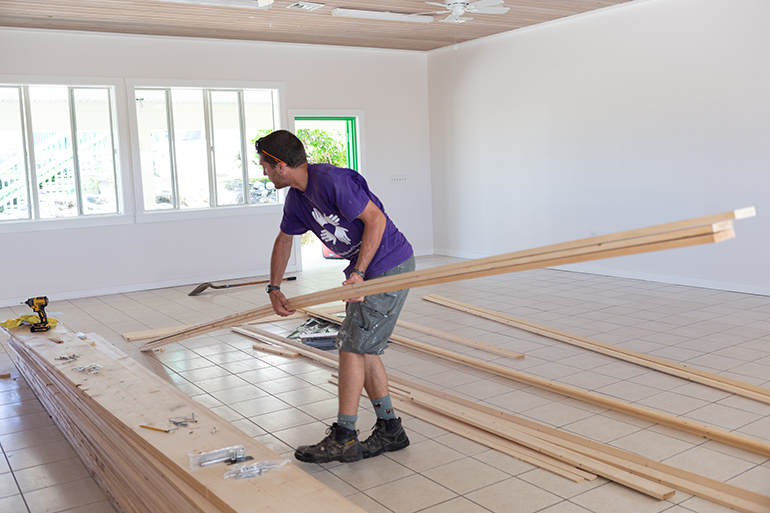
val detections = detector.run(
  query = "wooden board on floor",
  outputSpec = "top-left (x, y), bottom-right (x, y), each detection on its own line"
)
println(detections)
top-left (423, 294), bottom-right (770, 405)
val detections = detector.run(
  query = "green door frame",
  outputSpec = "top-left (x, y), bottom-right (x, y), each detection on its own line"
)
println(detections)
top-left (293, 116), bottom-right (358, 172)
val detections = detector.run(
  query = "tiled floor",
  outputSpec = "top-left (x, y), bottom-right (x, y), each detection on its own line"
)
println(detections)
top-left (1, 254), bottom-right (770, 513)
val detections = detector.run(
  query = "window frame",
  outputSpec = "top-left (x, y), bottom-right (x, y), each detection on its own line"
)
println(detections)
top-left (0, 75), bottom-right (134, 235)
top-left (126, 79), bottom-right (286, 224)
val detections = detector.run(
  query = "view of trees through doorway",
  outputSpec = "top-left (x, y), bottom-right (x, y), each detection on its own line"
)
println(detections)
top-left (294, 116), bottom-right (359, 270)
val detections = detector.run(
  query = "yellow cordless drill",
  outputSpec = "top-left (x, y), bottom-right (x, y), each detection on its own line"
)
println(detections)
top-left (23, 296), bottom-right (51, 332)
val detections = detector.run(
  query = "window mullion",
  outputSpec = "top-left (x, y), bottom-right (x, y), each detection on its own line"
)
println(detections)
top-left (237, 90), bottom-right (249, 205)
top-left (14, 87), bottom-right (32, 220)
top-left (68, 88), bottom-right (84, 216)
top-left (106, 88), bottom-right (120, 213)
top-left (203, 89), bottom-right (217, 207)
top-left (165, 89), bottom-right (180, 210)
top-left (21, 86), bottom-right (40, 220)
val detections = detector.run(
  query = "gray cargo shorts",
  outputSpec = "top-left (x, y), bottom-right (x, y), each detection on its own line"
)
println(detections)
top-left (335, 256), bottom-right (415, 355)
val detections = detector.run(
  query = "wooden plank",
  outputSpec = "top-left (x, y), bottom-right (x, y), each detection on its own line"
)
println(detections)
top-left (295, 310), bottom-right (525, 359)
top-left (233, 326), bottom-right (340, 369)
top-left (423, 294), bottom-right (770, 404)
top-left (391, 376), bottom-right (770, 513)
top-left (123, 312), bottom-right (307, 341)
top-left (233, 324), bottom-right (770, 459)
top-left (396, 319), bottom-right (525, 359)
top-left (0, 0), bottom-right (638, 51)
top-left (390, 395), bottom-right (595, 483)
top-left (140, 211), bottom-right (747, 352)
top-left (235, 330), bottom-right (769, 511)
top-left (404, 391), bottom-right (676, 500)
top-left (300, 307), bottom-right (525, 363)
top-left (251, 341), bottom-right (301, 358)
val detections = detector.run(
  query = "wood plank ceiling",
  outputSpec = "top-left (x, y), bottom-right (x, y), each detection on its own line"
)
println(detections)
top-left (0, 0), bottom-right (633, 51)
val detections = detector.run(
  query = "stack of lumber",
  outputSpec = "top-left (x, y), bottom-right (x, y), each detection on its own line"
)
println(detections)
top-left (388, 378), bottom-right (770, 513)
top-left (288, 311), bottom-right (770, 459)
top-left (424, 294), bottom-right (770, 405)
top-left (230, 326), bottom-right (770, 513)
top-left (2, 326), bottom-right (365, 513)
top-left (140, 207), bottom-right (753, 352)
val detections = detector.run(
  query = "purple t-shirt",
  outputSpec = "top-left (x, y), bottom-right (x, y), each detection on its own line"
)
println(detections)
top-left (280, 164), bottom-right (413, 279)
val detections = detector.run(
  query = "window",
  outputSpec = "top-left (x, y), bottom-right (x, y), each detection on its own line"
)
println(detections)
top-left (134, 87), bottom-right (278, 211)
top-left (0, 85), bottom-right (118, 221)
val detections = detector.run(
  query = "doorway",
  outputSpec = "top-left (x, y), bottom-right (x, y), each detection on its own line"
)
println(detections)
top-left (292, 115), bottom-right (360, 270)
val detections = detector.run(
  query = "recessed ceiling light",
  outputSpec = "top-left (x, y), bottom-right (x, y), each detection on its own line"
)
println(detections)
top-left (155, 0), bottom-right (274, 9)
top-left (286, 2), bottom-right (324, 11)
top-left (331, 8), bottom-right (433, 23)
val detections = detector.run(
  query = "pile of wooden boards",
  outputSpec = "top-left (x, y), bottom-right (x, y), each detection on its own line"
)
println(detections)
top-left (231, 325), bottom-right (770, 513)
top-left (140, 207), bottom-right (753, 352)
top-left (424, 294), bottom-right (770, 405)
top-left (2, 326), bottom-right (365, 513)
top-left (293, 309), bottom-right (770, 459)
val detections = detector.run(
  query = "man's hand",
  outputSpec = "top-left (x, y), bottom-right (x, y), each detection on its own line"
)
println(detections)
top-left (342, 272), bottom-right (364, 303)
top-left (268, 290), bottom-right (296, 316)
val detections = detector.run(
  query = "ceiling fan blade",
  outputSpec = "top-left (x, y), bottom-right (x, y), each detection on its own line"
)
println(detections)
top-left (469, 0), bottom-right (504, 8)
top-left (410, 9), bottom-right (449, 15)
top-left (441, 14), bottom-right (473, 23)
top-left (426, 1), bottom-right (447, 7)
top-left (472, 6), bottom-right (510, 14)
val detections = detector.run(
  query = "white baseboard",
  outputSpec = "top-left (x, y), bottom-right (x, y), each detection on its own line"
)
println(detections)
top-left (0, 266), bottom-right (285, 308)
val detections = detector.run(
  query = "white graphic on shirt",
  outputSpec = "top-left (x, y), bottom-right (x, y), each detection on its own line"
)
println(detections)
top-left (311, 208), bottom-right (352, 245)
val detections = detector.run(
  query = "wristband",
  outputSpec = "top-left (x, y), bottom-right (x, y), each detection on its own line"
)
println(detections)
top-left (266, 285), bottom-right (281, 294)
top-left (351, 269), bottom-right (366, 279)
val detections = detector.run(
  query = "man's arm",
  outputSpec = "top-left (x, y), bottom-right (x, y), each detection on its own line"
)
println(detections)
top-left (342, 200), bottom-right (387, 301)
top-left (269, 231), bottom-right (296, 316)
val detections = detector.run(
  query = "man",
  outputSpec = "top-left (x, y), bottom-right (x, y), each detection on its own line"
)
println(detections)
top-left (256, 130), bottom-right (415, 464)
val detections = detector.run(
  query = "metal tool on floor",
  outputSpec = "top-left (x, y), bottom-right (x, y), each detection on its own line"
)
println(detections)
top-left (188, 276), bottom-right (297, 296)
top-left (22, 296), bottom-right (52, 332)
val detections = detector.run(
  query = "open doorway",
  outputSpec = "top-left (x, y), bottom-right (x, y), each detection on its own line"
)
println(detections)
top-left (293, 115), bottom-right (360, 270)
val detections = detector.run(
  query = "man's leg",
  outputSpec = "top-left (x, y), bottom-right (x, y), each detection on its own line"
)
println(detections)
top-left (294, 350), bottom-right (365, 463)
top-left (360, 354), bottom-right (410, 458)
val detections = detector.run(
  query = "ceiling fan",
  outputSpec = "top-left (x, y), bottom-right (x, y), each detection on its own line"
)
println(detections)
top-left (424, 0), bottom-right (510, 23)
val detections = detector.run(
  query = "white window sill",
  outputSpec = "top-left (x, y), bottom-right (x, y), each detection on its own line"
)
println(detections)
top-left (134, 202), bottom-right (284, 223)
top-left (0, 213), bottom-right (135, 234)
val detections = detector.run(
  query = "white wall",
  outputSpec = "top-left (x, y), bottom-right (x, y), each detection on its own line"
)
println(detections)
top-left (0, 29), bottom-right (433, 307)
top-left (428, 0), bottom-right (770, 295)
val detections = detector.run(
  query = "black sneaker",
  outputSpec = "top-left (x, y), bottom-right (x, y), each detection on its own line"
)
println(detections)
top-left (294, 423), bottom-right (363, 463)
top-left (361, 417), bottom-right (410, 459)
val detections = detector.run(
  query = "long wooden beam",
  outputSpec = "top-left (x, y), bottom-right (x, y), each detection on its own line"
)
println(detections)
top-left (393, 378), bottom-right (770, 513)
top-left (233, 324), bottom-right (770, 459)
top-left (299, 308), bottom-right (526, 361)
top-left (232, 328), bottom-right (767, 511)
top-left (140, 208), bottom-right (751, 352)
top-left (396, 319), bottom-right (525, 359)
top-left (423, 295), bottom-right (770, 405)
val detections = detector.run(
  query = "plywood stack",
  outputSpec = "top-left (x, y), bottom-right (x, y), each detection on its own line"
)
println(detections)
top-left (2, 326), bottom-right (365, 513)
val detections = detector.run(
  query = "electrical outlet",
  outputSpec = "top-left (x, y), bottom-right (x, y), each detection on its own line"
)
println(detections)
top-left (390, 175), bottom-right (407, 184)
